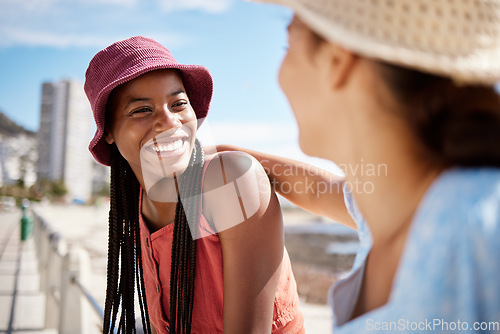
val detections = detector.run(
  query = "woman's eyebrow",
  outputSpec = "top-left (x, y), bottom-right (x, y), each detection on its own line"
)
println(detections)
top-left (123, 90), bottom-right (186, 108)
top-left (124, 97), bottom-right (150, 109)
top-left (169, 89), bottom-right (186, 97)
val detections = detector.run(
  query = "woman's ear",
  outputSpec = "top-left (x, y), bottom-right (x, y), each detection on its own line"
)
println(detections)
top-left (104, 131), bottom-right (115, 144)
top-left (324, 43), bottom-right (358, 89)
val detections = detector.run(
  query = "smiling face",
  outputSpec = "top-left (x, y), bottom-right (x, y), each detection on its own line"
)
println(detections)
top-left (105, 69), bottom-right (197, 188)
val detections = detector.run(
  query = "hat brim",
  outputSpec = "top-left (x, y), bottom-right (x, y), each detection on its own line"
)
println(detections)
top-left (251, 0), bottom-right (500, 85)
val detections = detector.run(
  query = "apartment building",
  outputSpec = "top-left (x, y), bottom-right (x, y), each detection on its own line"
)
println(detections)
top-left (37, 79), bottom-right (94, 203)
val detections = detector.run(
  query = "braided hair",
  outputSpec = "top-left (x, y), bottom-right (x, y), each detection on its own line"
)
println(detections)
top-left (169, 139), bottom-right (204, 333)
top-left (103, 139), bottom-right (205, 334)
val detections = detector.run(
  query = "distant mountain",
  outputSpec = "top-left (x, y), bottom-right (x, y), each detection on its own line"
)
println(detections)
top-left (0, 111), bottom-right (37, 187)
top-left (0, 111), bottom-right (36, 137)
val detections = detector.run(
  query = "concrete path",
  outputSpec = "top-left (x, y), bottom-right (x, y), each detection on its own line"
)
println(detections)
top-left (0, 210), bottom-right (56, 334)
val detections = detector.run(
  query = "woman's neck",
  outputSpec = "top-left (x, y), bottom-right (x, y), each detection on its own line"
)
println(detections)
top-left (141, 183), bottom-right (179, 232)
top-left (346, 147), bottom-right (442, 318)
top-left (340, 75), bottom-right (443, 246)
top-left (344, 138), bottom-right (443, 247)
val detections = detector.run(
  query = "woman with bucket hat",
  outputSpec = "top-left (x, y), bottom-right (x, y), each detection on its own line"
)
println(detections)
top-left (219, 0), bottom-right (500, 332)
top-left (84, 36), bottom-right (304, 334)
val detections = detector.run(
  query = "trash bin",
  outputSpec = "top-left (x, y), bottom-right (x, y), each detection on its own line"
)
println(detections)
top-left (20, 199), bottom-right (33, 241)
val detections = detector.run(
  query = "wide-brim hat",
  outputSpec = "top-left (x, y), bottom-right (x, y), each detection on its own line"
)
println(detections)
top-left (252, 0), bottom-right (500, 85)
top-left (84, 36), bottom-right (213, 166)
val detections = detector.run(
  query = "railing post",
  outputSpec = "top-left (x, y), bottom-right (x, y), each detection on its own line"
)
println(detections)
top-left (38, 219), bottom-right (53, 293)
top-left (32, 211), bottom-right (41, 257)
top-left (45, 233), bottom-right (67, 329)
top-left (59, 246), bottom-right (92, 334)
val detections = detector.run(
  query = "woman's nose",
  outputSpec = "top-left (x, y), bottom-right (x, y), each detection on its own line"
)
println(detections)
top-left (153, 105), bottom-right (181, 133)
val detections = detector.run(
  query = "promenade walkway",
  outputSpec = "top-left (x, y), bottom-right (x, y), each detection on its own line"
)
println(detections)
top-left (1, 206), bottom-right (334, 333)
top-left (0, 210), bottom-right (56, 334)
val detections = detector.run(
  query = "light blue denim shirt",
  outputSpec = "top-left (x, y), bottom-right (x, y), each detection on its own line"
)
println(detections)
top-left (330, 168), bottom-right (500, 334)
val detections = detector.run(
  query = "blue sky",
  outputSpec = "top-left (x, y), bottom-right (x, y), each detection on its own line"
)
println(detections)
top-left (0, 0), bottom-right (291, 127)
top-left (0, 0), bottom-right (340, 172)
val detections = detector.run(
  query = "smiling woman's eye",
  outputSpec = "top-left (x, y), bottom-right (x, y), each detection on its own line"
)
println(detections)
top-left (128, 107), bottom-right (153, 117)
top-left (171, 100), bottom-right (188, 112)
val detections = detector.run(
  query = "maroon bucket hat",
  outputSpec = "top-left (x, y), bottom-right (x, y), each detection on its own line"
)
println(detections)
top-left (84, 36), bottom-right (213, 166)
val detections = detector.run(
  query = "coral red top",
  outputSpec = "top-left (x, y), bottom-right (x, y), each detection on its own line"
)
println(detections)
top-left (139, 156), bottom-right (304, 334)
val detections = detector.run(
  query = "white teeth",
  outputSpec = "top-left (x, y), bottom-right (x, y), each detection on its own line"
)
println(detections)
top-left (152, 139), bottom-right (184, 152)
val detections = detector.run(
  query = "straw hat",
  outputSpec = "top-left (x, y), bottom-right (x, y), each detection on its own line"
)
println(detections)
top-left (84, 36), bottom-right (213, 166)
top-left (252, 0), bottom-right (500, 85)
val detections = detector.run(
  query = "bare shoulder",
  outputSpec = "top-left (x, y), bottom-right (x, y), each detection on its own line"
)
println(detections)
top-left (202, 151), bottom-right (278, 235)
top-left (204, 151), bottom-right (268, 191)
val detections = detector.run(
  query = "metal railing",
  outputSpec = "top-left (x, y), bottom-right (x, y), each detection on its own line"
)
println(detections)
top-left (71, 275), bottom-right (105, 319)
top-left (31, 209), bottom-right (104, 334)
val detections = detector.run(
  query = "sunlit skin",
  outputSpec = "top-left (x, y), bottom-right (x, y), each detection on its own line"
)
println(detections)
top-left (104, 69), bottom-right (197, 228)
top-left (105, 69), bottom-right (197, 187)
top-left (278, 17), bottom-right (337, 159)
top-left (278, 16), bottom-right (442, 319)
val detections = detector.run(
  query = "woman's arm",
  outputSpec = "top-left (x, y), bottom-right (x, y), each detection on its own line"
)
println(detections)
top-left (203, 152), bottom-right (284, 333)
top-left (216, 145), bottom-right (356, 230)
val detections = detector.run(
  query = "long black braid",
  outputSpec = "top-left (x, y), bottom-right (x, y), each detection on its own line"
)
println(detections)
top-left (104, 144), bottom-right (149, 334)
top-left (169, 139), bottom-right (204, 334)
top-left (103, 139), bottom-right (204, 334)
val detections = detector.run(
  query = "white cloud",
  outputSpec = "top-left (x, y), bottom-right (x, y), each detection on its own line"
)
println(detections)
top-left (0, 0), bottom-right (192, 49)
top-left (0, 27), bottom-right (108, 48)
top-left (0, 26), bottom-right (185, 49)
top-left (1, 0), bottom-right (59, 13)
top-left (80, 0), bottom-right (137, 6)
top-left (1, 0), bottom-right (136, 12)
top-left (158, 0), bottom-right (233, 13)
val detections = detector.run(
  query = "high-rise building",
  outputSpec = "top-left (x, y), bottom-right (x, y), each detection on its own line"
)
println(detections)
top-left (37, 79), bottom-right (94, 203)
